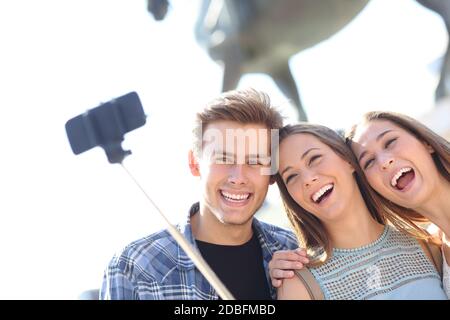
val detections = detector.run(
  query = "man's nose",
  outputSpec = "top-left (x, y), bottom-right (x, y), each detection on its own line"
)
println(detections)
top-left (228, 165), bottom-right (248, 185)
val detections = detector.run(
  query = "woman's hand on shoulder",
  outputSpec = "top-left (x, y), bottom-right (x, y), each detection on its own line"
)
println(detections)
top-left (269, 248), bottom-right (309, 287)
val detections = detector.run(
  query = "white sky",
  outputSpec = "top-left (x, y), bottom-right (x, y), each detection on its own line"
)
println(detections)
top-left (0, 0), bottom-right (446, 298)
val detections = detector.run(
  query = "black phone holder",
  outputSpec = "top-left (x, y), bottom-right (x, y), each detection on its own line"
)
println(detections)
top-left (65, 92), bottom-right (146, 164)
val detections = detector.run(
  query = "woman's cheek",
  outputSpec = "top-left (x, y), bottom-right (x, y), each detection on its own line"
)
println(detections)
top-left (366, 173), bottom-right (381, 191)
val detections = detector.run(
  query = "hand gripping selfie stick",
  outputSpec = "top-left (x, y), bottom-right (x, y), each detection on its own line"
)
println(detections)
top-left (65, 92), bottom-right (234, 300)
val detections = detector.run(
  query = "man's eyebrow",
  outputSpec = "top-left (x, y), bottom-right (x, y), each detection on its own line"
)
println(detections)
top-left (358, 130), bottom-right (394, 162)
top-left (247, 154), bottom-right (266, 159)
top-left (215, 151), bottom-right (266, 158)
top-left (214, 150), bottom-right (234, 157)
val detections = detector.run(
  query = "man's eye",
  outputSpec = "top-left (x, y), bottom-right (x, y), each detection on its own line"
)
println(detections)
top-left (385, 138), bottom-right (397, 149)
top-left (258, 156), bottom-right (271, 166)
top-left (364, 158), bottom-right (375, 169)
top-left (215, 156), bottom-right (233, 164)
top-left (247, 156), bottom-right (271, 166)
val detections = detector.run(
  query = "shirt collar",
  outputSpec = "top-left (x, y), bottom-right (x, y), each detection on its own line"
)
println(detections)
top-left (175, 202), bottom-right (199, 270)
top-left (252, 217), bottom-right (288, 256)
top-left (176, 202), bottom-right (284, 269)
top-left (176, 202), bottom-right (287, 299)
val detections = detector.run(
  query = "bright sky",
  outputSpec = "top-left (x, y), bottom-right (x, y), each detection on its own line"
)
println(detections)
top-left (0, 0), bottom-right (446, 298)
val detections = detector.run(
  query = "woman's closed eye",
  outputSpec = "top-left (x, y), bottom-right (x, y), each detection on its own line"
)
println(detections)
top-left (384, 137), bottom-right (397, 149)
top-left (308, 154), bottom-right (322, 166)
top-left (285, 173), bottom-right (298, 184)
top-left (364, 158), bottom-right (375, 170)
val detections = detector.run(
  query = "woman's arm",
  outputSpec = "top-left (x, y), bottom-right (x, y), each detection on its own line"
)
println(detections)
top-left (277, 274), bottom-right (312, 300)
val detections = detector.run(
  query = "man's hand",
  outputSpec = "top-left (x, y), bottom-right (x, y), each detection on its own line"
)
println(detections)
top-left (269, 248), bottom-right (309, 288)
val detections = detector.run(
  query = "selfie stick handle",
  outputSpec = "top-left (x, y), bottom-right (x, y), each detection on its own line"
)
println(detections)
top-left (120, 164), bottom-right (235, 300)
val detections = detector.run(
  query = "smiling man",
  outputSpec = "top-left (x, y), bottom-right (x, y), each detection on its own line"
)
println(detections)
top-left (100, 88), bottom-right (306, 300)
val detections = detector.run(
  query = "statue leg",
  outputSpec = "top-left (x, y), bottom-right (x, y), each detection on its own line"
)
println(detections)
top-left (436, 42), bottom-right (450, 101)
top-left (221, 45), bottom-right (243, 91)
top-left (222, 61), bottom-right (241, 92)
top-left (416, 0), bottom-right (450, 101)
top-left (270, 63), bottom-right (308, 121)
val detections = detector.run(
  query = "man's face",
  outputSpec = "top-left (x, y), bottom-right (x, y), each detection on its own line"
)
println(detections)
top-left (192, 121), bottom-right (272, 226)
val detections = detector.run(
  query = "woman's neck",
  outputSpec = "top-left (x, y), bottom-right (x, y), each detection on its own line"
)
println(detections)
top-left (415, 178), bottom-right (450, 237)
top-left (325, 192), bottom-right (385, 250)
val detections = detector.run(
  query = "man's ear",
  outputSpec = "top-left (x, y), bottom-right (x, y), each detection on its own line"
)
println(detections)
top-left (188, 150), bottom-right (200, 177)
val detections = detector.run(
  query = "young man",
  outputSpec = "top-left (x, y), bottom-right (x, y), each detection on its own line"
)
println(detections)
top-left (100, 88), bottom-right (307, 300)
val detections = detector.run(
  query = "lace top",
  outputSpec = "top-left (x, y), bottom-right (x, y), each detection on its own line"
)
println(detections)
top-left (309, 225), bottom-right (447, 300)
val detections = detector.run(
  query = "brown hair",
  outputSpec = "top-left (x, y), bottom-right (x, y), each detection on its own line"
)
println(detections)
top-left (275, 123), bottom-right (433, 268)
top-left (192, 88), bottom-right (283, 156)
top-left (345, 111), bottom-right (450, 229)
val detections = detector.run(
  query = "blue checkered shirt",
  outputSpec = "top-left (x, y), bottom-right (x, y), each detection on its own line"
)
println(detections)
top-left (100, 206), bottom-right (298, 300)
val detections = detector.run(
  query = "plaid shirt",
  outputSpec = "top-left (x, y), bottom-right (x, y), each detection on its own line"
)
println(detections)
top-left (100, 204), bottom-right (298, 300)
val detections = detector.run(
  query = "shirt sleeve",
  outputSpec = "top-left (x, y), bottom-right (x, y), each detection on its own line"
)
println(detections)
top-left (100, 262), bottom-right (137, 300)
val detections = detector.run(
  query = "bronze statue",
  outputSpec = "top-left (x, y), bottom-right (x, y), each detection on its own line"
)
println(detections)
top-left (147, 0), bottom-right (450, 121)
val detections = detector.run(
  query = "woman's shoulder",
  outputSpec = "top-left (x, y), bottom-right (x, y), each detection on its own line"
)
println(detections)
top-left (277, 271), bottom-right (313, 300)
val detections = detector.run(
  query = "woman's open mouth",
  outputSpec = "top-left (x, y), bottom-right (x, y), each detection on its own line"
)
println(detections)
top-left (311, 183), bottom-right (334, 205)
top-left (390, 167), bottom-right (415, 191)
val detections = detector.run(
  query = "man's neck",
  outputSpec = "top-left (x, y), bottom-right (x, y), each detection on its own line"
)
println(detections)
top-left (190, 205), bottom-right (254, 245)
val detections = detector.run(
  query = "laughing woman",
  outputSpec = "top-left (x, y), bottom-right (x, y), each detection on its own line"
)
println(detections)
top-left (274, 123), bottom-right (446, 300)
top-left (345, 111), bottom-right (450, 296)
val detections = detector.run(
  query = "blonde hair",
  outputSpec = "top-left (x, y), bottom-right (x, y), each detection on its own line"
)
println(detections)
top-left (192, 88), bottom-right (283, 156)
top-left (276, 123), bottom-right (433, 268)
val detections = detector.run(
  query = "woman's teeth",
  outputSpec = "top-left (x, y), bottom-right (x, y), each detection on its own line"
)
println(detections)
top-left (312, 184), bottom-right (334, 203)
top-left (221, 191), bottom-right (250, 202)
top-left (391, 167), bottom-right (413, 187)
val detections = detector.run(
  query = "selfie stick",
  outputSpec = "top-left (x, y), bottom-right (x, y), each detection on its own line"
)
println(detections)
top-left (65, 92), bottom-right (235, 300)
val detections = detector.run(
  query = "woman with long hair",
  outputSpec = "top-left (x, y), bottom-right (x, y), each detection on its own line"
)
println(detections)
top-left (345, 111), bottom-right (450, 296)
top-left (273, 123), bottom-right (446, 299)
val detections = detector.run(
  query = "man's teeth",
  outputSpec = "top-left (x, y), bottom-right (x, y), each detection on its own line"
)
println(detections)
top-left (312, 184), bottom-right (333, 203)
top-left (391, 167), bottom-right (413, 187)
top-left (221, 191), bottom-right (250, 201)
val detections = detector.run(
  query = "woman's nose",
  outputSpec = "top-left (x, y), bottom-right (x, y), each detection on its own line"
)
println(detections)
top-left (304, 176), bottom-right (318, 188)
top-left (381, 157), bottom-right (394, 170)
